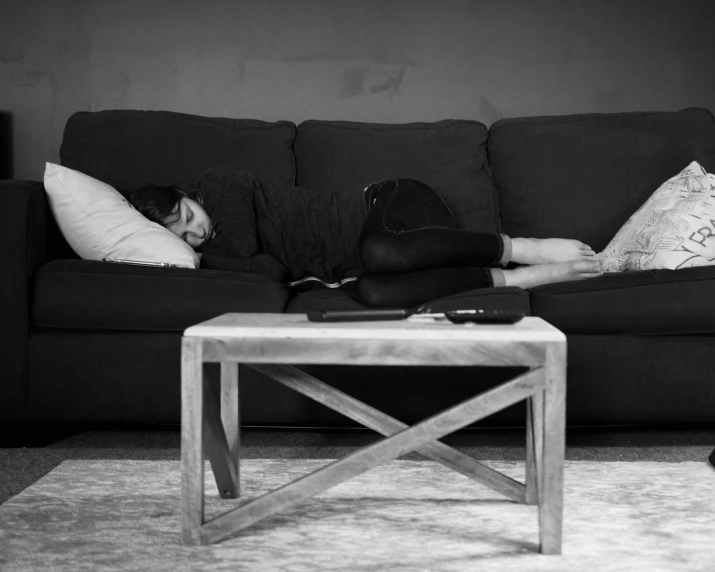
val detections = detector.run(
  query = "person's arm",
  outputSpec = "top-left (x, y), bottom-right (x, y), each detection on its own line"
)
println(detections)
top-left (195, 168), bottom-right (260, 259)
top-left (194, 170), bottom-right (287, 282)
top-left (200, 252), bottom-right (288, 283)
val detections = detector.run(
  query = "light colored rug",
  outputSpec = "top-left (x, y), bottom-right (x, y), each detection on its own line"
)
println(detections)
top-left (0, 459), bottom-right (713, 572)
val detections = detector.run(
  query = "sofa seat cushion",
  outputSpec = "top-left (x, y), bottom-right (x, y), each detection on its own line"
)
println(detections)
top-left (488, 108), bottom-right (715, 253)
top-left (295, 119), bottom-right (499, 233)
top-left (530, 266), bottom-right (715, 335)
top-left (33, 260), bottom-right (290, 332)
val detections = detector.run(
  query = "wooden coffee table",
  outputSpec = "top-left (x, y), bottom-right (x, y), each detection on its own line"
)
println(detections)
top-left (180, 312), bottom-right (566, 553)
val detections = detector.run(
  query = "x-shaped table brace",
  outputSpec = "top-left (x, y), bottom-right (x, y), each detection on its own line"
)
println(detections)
top-left (183, 362), bottom-right (554, 550)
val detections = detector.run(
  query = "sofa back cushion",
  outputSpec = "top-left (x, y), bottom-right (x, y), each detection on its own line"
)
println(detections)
top-left (488, 108), bottom-right (715, 251)
top-left (59, 110), bottom-right (297, 194)
top-left (295, 119), bottom-right (499, 233)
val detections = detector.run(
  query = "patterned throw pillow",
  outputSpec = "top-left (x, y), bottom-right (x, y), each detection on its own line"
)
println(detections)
top-left (598, 161), bottom-right (715, 272)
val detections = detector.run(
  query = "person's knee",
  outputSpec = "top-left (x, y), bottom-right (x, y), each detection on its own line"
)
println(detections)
top-left (360, 236), bottom-right (404, 273)
top-left (356, 274), bottom-right (391, 307)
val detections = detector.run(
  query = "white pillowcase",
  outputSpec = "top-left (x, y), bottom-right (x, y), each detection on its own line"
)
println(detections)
top-left (43, 163), bottom-right (199, 268)
top-left (598, 161), bottom-right (715, 272)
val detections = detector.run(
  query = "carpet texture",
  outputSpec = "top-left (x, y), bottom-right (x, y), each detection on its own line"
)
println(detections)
top-left (3, 426), bottom-right (714, 507)
top-left (1, 459), bottom-right (714, 572)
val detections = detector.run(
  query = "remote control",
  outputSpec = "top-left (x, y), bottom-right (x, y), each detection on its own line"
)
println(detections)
top-left (307, 309), bottom-right (409, 322)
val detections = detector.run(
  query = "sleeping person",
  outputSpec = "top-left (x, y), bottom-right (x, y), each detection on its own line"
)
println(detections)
top-left (129, 168), bottom-right (602, 307)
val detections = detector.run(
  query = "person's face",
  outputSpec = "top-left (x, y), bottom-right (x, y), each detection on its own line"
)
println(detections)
top-left (164, 197), bottom-right (214, 250)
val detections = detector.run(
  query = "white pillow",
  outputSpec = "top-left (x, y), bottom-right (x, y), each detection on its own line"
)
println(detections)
top-left (598, 161), bottom-right (715, 272)
top-left (43, 163), bottom-right (199, 268)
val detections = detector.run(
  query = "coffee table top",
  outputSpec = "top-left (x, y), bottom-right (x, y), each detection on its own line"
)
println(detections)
top-left (184, 312), bottom-right (565, 344)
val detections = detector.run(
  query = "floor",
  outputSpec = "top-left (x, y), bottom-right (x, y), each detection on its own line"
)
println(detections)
top-left (1, 421), bottom-right (714, 506)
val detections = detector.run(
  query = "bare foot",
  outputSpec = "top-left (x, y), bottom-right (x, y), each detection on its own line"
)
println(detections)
top-left (511, 237), bottom-right (596, 265)
top-left (503, 260), bottom-right (603, 289)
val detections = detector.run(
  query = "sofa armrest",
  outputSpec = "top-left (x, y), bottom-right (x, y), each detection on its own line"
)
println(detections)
top-left (0, 179), bottom-right (48, 419)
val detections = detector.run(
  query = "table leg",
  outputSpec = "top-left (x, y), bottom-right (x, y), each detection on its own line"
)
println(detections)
top-left (221, 362), bottom-right (240, 496)
top-left (525, 389), bottom-right (544, 505)
top-left (539, 342), bottom-right (567, 555)
top-left (181, 337), bottom-right (205, 546)
top-left (203, 367), bottom-right (239, 499)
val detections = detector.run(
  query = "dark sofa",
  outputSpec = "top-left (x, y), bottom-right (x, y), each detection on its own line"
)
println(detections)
top-left (3, 108), bottom-right (715, 428)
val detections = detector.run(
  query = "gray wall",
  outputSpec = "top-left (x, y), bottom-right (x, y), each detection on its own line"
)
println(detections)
top-left (1, 0), bottom-right (714, 181)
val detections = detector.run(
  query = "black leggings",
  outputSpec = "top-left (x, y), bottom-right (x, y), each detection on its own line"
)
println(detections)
top-left (356, 179), bottom-right (506, 308)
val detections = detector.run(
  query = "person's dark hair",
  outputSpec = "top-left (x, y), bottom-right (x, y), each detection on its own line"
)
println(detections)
top-left (129, 183), bottom-right (204, 226)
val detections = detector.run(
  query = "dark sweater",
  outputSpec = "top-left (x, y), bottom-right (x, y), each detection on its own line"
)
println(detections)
top-left (193, 169), bottom-right (367, 284)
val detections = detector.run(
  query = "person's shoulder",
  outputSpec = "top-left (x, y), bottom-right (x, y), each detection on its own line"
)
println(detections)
top-left (194, 168), bottom-right (260, 212)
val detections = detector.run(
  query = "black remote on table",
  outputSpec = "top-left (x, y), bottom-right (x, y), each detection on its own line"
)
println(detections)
top-left (307, 309), bottom-right (409, 322)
